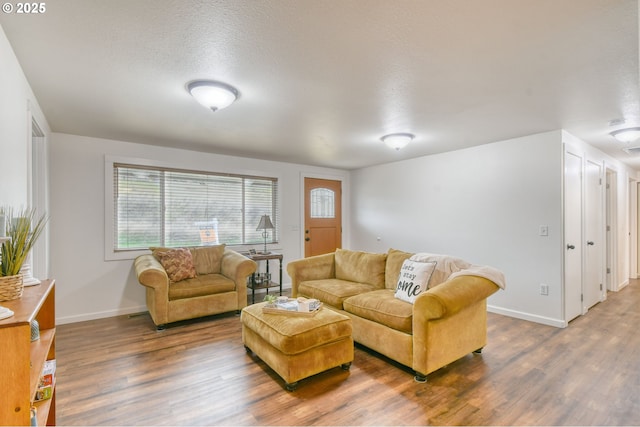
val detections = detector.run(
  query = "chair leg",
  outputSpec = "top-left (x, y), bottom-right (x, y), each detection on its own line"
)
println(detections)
top-left (414, 372), bottom-right (427, 383)
top-left (156, 324), bottom-right (166, 331)
top-left (341, 362), bottom-right (352, 370)
top-left (473, 347), bottom-right (483, 354)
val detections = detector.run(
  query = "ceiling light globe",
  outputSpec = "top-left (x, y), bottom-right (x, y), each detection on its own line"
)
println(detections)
top-left (381, 133), bottom-right (414, 150)
top-left (610, 127), bottom-right (640, 143)
top-left (187, 80), bottom-right (238, 111)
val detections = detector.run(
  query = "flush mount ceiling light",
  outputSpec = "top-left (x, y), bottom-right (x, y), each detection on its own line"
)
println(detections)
top-left (610, 127), bottom-right (640, 143)
top-left (381, 133), bottom-right (414, 150)
top-left (187, 80), bottom-right (239, 112)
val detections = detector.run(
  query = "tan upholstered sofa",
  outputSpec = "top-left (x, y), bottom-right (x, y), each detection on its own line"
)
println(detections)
top-left (134, 245), bottom-right (257, 329)
top-left (287, 248), bottom-right (505, 381)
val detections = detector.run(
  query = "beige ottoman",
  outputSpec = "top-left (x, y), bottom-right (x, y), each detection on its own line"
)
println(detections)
top-left (241, 302), bottom-right (353, 390)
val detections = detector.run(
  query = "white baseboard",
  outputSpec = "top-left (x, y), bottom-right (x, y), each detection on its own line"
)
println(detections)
top-left (59, 286), bottom-right (568, 327)
top-left (487, 304), bottom-right (567, 328)
top-left (57, 284), bottom-right (295, 325)
top-left (57, 304), bottom-right (149, 325)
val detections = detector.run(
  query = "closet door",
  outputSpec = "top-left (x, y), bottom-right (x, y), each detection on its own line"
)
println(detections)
top-left (584, 160), bottom-right (604, 311)
top-left (564, 150), bottom-right (583, 322)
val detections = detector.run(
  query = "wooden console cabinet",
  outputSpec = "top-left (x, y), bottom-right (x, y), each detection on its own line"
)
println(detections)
top-left (0, 279), bottom-right (56, 426)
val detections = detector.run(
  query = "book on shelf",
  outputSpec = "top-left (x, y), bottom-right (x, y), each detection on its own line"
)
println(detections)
top-left (35, 359), bottom-right (56, 402)
top-left (39, 359), bottom-right (56, 387)
top-left (34, 385), bottom-right (52, 402)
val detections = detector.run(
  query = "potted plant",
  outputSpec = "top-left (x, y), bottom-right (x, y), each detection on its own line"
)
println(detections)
top-left (0, 207), bottom-right (48, 301)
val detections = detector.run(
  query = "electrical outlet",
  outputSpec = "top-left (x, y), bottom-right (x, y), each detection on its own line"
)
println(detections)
top-left (540, 284), bottom-right (549, 296)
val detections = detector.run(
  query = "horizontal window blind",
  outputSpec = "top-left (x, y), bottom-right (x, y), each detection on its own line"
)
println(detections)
top-left (113, 163), bottom-right (278, 251)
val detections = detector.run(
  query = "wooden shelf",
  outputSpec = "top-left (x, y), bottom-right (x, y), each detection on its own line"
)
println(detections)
top-left (29, 328), bottom-right (55, 396)
top-left (247, 280), bottom-right (280, 290)
top-left (34, 392), bottom-right (54, 426)
top-left (0, 279), bottom-right (56, 426)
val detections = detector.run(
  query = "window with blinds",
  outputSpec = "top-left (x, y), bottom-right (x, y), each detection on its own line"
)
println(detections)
top-left (113, 163), bottom-right (278, 251)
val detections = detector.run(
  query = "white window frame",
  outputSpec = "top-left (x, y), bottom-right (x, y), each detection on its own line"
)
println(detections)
top-left (104, 155), bottom-right (281, 261)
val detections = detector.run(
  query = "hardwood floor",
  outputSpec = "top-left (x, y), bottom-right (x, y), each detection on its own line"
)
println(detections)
top-left (55, 282), bottom-right (640, 426)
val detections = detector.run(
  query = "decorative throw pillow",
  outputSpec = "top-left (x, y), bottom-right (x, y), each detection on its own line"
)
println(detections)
top-left (153, 248), bottom-right (197, 282)
top-left (394, 260), bottom-right (437, 304)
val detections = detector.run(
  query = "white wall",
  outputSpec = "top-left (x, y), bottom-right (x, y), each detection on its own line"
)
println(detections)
top-left (350, 130), bottom-right (637, 327)
top-left (0, 25), bottom-right (49, 206)
top-left (49, 133), bottom-right (349, 324)
top-left (7, 19), bottom-right (638, 327)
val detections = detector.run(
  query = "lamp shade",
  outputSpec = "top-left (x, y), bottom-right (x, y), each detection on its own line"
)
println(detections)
top-left (256, 215), bottom-right (274, 231)
top-left (381, 133), bottom-right (414, 150)
top-left (610, 127), bottom-right (640, 143)
top-left (187, 80), bottom-right (238, 111)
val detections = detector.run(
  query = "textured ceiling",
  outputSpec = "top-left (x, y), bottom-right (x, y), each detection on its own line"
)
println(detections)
top-left (1, 0), bottom-right (638, 170)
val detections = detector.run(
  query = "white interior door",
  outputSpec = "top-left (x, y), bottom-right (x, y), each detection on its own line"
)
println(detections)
top-left (564, 150), bottom-right (583, 322)
top-left (605, 169), bottom-right (616, 292)
top-left (584, 160), bottom-right (603, 311)
top-left (631, 180), bottom-right (638, 280)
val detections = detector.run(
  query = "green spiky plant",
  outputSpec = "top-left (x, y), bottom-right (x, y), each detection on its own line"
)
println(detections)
top-left (0, 207), bottom-right (48, 277)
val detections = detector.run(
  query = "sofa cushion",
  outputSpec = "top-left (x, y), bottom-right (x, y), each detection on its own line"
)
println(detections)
top-left (335, 248), bottom-right (387, 288)
top-left (190, 244), bottom-right (226, 275)
top-left (343, 289), bottom-right (413, 334)
top-left (394, 260), bottom-right (437, 303)
top-left (168, 273), bottom-right (236, 300)
top-left (153, 248), bottom-right (197, 282)
top-left (385, 248), bottom-right (414, 289)
top-left (298, 279), bottom-right (378, 309)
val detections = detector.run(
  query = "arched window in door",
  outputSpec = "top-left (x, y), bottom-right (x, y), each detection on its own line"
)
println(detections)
top-left (310, 188), bottom-right (335, 218)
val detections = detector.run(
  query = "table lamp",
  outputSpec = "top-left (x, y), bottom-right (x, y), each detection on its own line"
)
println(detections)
top-left (256, 215), bottom-right (274, 254)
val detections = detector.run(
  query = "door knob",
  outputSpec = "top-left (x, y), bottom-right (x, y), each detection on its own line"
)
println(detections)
top-left (567, 244), bottom-right (575, 250)
top-left (587, 241), bottom-right (594, 246)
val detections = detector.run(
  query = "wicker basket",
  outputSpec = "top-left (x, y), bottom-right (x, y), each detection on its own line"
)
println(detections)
top-left (0, 274), bottom-right (24, 302)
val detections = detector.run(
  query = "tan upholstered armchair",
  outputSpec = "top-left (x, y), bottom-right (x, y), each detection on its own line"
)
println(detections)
top-left (134, 245), bottom-right (256, 329)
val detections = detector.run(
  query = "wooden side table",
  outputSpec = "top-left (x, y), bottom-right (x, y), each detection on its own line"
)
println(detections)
top-left (243, 252), bottom-right (283, 303)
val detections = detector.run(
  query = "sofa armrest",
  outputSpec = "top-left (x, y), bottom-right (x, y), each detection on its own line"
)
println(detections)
top-left (286, 252), bottom-right (336, 297)
top-left (221, 249), bottom-right (257, 288)
top-left (412, 275), bottom-right (499, 377)
top-left (413, 275), bottom-right (500, 321)
top-left (134, 254), bottom-right (169, 293)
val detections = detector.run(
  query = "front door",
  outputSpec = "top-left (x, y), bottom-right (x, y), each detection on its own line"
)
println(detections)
top-left (304, 178), bottom-right (342, 257)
